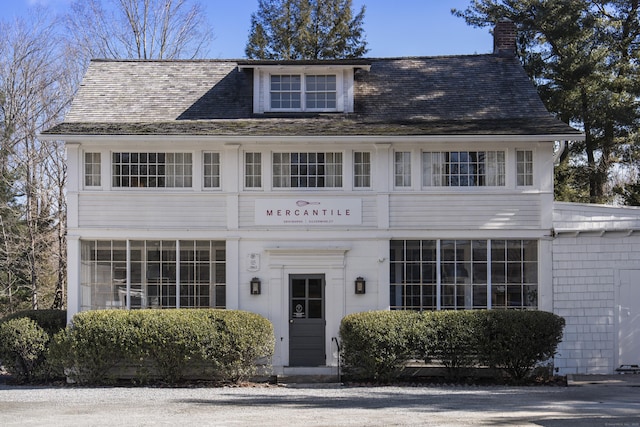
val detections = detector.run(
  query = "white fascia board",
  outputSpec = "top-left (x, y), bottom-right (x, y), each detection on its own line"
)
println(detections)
top-left (43, 133), bottom-right (584, 145)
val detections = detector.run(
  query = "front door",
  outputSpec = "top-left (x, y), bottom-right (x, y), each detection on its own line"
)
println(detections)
top-left (289, 274), bottom-right (325, 366)
top-left (617, 269), bottom-right (640, 367)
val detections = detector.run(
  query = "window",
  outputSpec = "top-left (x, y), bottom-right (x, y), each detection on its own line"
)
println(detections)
top-left (270, 74), bottom-right (337, 111)
top-left (395, 151), bottom-right (411, 187)
top-left (390, 239), bottom-right (537, 311)
top-left (422, 151), bottom-right (505, 187)
top-left (245, 152), bottom-right (262, 188)
top-left (203, 152), bottom-right (220, 188)
top-left (516, 150), bottom-right (533, 186)
top-left (84, 152), bottom-right (101, 187)
top-left (80, 239), bottom-right (225, 310)
top-left (112, 152), bottom-right (192, 188)
top-left (353, 151), bottom-right (371, 188)
top-left (272, 152), bottom-right (342, 188)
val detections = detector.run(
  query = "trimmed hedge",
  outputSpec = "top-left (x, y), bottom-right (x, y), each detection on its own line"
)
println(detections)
top-left (0, 310), bottom-right (67, 382)
top-left (50, 309), bottom-right (274, 385)
top-left (339, 310), bottom-right (565, 383)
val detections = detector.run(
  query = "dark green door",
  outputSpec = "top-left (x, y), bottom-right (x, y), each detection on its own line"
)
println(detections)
top-left (289, 274), bottom-right (325, 366)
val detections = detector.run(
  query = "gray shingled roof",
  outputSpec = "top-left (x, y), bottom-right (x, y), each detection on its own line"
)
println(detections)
top-left (43, 56), bottom-right (581, 137)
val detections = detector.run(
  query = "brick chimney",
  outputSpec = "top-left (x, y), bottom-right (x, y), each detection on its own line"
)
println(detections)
top-left (493, 18), bottom-right (516, 56)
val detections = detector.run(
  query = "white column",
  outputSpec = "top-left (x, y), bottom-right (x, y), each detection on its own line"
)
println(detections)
top-left (66, 236), bottom-right (81, 323)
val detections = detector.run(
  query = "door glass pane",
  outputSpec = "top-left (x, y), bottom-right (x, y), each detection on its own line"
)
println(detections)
top-left (308, 300), bottom-right (322, 318)
top-left (308, 278), bottom-right (322, 298)
top-left (292, 279), bottom-right (306, 298)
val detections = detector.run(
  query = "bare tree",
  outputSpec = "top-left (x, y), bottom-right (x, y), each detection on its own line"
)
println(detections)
top-left (0, 10), bottom-right (72, 313)
top-left (65, 0), bottom-right (214, 61)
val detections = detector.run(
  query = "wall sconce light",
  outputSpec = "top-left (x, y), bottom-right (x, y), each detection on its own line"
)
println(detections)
top-left (250, 277), bottom-right (261, 295)
top-left (355, 276), bottom-right (366, 294)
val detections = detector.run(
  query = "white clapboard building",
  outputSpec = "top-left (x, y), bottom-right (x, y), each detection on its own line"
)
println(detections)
top-left (42, 21), bottom-right (640, 375)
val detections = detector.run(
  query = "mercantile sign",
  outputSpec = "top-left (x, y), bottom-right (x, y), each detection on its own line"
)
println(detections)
top-left (255, 198), bottom-right (362, 225)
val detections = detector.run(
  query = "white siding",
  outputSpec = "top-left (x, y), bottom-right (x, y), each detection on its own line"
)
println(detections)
top-left (552, 202), bottom-right (640, 375)
top-left (390, 193), bottom-right (542, 229)
top-left (78, 193), bottom-right (227, 229)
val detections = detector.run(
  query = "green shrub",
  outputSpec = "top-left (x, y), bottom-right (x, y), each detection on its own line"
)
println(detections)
top-left (1, 309), bottom-right (67, 337)
top-left (50, 310), bottom-right (139, 384)
top-left (339, 310), bottom-right (420, 382)
top-left (50, 309), bottom-right (275, 385)
top-left (0, 318), bottom-right (50, 382)
top-left (419, 311), bottom-right (481, 379)
top-left (475, 310), bottom-right (565, 381)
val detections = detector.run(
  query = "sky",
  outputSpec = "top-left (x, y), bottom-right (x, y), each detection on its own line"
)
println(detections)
top-left (0, 0), bottom-right (494, 58)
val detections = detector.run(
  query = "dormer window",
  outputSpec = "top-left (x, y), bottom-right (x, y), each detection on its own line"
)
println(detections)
top-left (240, 62), bottom-right (370, 114)
top-left (270, 73), bottom-right (338, 112)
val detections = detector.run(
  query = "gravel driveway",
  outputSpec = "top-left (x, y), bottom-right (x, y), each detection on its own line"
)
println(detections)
top-left (1, 378), bottom-right (639, 426)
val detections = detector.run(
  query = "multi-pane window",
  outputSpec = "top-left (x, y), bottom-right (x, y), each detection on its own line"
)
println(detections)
top-left (422, 151), bottom-right (505, 187)
top-left (203, 152), bottom-right (220, 188)
top-left (112, 152), bottom-right (192, 188)
top-left (305, 75), bottom-right (336, 109)
top-left (270, 74), bottom-right (337, 111)
top-left (80, 239), bottom-right (225, 311)
top-left (272, 152), bottom-right (342, 188)
top-left (270, 75), bottom-right (301, 109)
top-left (245, 152), bottom-right (262, 188)
top-left (84, 152), bottom-right (101, 187)
top-left (516, 150), bottom-right (534, 186)
top-left (490, 240), bottom-right (538, 308)
top-left (390, 239), bottom-right (537, 311)
top-left (394, 151), bottom-right (412, 187)
top-left (353, 151), bottom-right (371, 188)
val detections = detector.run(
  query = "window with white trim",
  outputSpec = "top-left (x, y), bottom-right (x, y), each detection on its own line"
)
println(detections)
top-left (394, 151), bottom-right (411, 187)
top-left (422, 151), bottom-right (505, 187)
top-left (84, 152), bottom-right (101, 187)
top-left (80, 239), bottom-right (226, 310)
top-left (353, 151), bottom-right (371, 188)
top-left (203, 152), bottom-right (220, 188)
top-left (516, 150), bottom-right (534, 186)
top-left (270, 74), bottom-right (337, 111)
top-left (245, 152), bottom-right (262, 188)
top-left (390, 239), bottom-right (537, 311)
top-left (272, 152), bottom-right (342, 188)
top-left (112, 152), bottom-right (192, 188)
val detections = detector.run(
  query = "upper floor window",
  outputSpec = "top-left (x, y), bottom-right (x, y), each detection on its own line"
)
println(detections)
top-left (270, 74), bottom-right (337, 111)
top-left (516, 150), bottom-right (533, 186)
top-left (395, 151), bottom-right (412, 187)
top-left (203, 152), bottom-right (220, 188)
top-left (353, 151), bottom-right (371, 188)
top-left (273, 152), bottom-right (342, 188)
top-left (112, 152), bottom-right (192, 188)
top-left (422, 151), bottom-right (505, 187)
top-left (84, 152), bottom-right (101, 187)
top-left (245, 152), bottom-right (262, 188)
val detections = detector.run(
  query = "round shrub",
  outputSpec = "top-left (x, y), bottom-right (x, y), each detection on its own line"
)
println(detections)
top-left (475, 310), bottom-right (565, 381)
top-left (50, 309), bottom-right (274, 385)
top-left (0, 317), bottom-right (50, 382)
top-left (339, 310), bottom-right (420, 382)
top-left (1, 309), bottom-right (67, 337)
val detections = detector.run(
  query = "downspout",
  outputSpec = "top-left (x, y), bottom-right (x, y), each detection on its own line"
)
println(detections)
top-left (553, 141), bottom-right (567, 165)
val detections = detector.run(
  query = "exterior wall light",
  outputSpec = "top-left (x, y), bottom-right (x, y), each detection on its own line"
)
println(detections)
top-left (250, 277), bottom-right (261, 295)
top-left (355, 276), bottom-right (366, 294)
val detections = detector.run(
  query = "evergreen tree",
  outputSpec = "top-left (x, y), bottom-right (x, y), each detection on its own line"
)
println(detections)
top-left (245, 0), bottom-right (368, 60)
top-left (454, 0), bottom-right (640, 205)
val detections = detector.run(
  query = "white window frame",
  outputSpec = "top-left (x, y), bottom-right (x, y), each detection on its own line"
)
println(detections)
top-left (422, 150), bottom-right (506, 187)
top-left (244, 152), bottom-right (262, 189)
top-left (272, 152), bottom-right (343, 189)
top-left (353, 151), bottom-right (371, 189)
top-left (394, 151), bottom-right (412, 188)
top-left (111, 152), bottom-right (193, 189)
top-left (203, 152), bottom-right (221, 189)
top-left (84, 152), bottom-right (102, 188)
top-left (268, 72), bottom-right (340, 112)
top-left (516, 149), bottom-right (534, 187)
